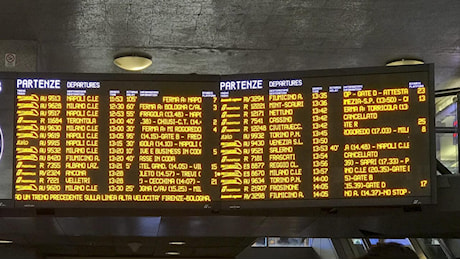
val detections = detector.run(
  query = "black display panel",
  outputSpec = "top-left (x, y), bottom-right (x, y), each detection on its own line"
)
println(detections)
top-left (218, 66), bottom-right (435, 208)
top-left (13, 75), bottom-right (220, 208)
top-left (7, 65), bottom-right (435, 208)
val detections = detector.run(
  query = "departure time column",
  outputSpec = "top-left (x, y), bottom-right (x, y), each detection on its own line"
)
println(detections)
top-left (108, 91), bottom-right (126, 192)
top-left (311, 87), bottom-right (329, 198)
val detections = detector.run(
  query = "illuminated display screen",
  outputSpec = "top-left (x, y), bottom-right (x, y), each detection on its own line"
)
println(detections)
top-left (3, 65), bottom-right (436, 208)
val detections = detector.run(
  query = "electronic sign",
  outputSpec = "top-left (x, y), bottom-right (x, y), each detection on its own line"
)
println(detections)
top-left (13, 75), bottom-right (220, 207)
top-left (1, 65), bottom-right (436, 208)
top-left (218, 66), bottom-right (434, 208)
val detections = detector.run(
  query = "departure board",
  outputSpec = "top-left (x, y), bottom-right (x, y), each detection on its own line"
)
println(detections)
top-left (6, 65), bottom-right (435, 208)
top-left (13, 75), bottom-right (220, 207)
top-left (218, 67), bottom-right (434, 208)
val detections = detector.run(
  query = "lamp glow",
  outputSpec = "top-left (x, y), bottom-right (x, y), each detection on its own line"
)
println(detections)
top-left (165, 251), bottom-right (180, 256)
top-left (169, 241), bottom-right (186, 245)
top-left (386, 59), bottom-right (424, 66)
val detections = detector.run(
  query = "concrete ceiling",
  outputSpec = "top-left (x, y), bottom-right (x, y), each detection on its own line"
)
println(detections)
top-left (0, 0), bottom-right (459, 90)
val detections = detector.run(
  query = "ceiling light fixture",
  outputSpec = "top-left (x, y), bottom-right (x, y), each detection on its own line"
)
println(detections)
top-left (169, 241), bottom-right (186, 246)
top-left (0, 240), bottom-right (13, 244)
top-left (113, 54), bottom-right (152, 71)
top-left (165, 251), bottom-right (180, 256)
top-left (386, 59), bottom-right (424, 66)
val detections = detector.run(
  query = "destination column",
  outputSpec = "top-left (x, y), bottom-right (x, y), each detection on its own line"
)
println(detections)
top-left (267, 85), bottom-right (304, 200)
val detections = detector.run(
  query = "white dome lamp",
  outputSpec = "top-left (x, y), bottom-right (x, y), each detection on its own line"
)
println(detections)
top-left (113, 53), bottom-right (152, 71)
